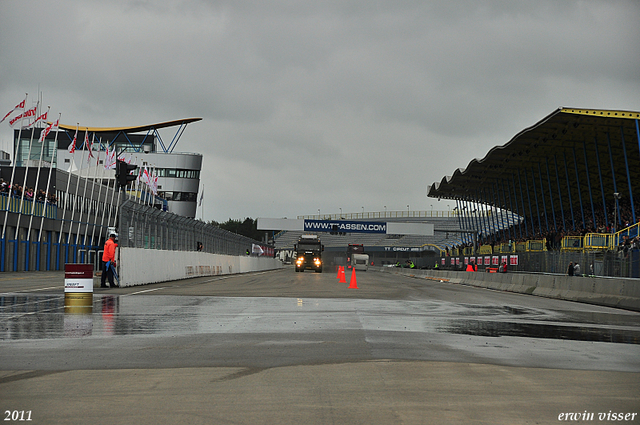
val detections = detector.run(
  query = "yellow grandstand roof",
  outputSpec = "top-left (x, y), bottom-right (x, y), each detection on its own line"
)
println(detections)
top-left (57, 117), bottom-right (202, 133)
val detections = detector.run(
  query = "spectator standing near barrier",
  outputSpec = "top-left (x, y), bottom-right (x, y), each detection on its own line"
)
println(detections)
top-left (574, 263), bottom-right (581, 276)
top-left (567, 262), bottom-right (574, 276)
top-left (466, 260), bottom-right (476, 272)
top-left (499, 261), bottom-right (507, 273)
top-left (101, 233), bottom-right (118, 288)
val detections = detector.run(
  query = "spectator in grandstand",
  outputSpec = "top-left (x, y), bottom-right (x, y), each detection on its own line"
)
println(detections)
top-left (573, 263), bottom-right (581, 276)
top-left (0, 179), bottom-right (7, 193)
top-left (567, 262), bottom-right (574, 276)
top-left (11, 184), bottom-right (21, 198)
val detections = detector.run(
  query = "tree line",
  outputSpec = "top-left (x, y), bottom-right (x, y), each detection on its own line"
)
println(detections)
top-left (208, 217), bottom-right (266, 242)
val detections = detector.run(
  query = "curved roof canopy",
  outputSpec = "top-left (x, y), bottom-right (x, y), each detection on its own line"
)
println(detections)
top-left (57, 117), bottom-right (202, 133)
top-left (427, 108), bottom-right (640, 230)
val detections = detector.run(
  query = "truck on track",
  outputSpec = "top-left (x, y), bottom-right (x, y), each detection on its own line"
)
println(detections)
top-left (352, 253), bottom-right (370, 271)
top-left (294, 235), bottom-right (324, 273)
top-left (347, 244), bottom-right (369, 271)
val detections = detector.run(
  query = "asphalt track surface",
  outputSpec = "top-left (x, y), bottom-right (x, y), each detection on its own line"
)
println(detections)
top-left (0, 268), bottom-right (639, 424)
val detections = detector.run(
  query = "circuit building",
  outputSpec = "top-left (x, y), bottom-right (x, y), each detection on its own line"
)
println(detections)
top-left (14, 118), bottom-right (203, 218)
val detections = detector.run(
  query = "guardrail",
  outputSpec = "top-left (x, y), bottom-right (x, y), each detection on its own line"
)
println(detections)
top-left (561, 236), bottom-right (583, 251)
top-left (0, 193), bottom-right (57, 219)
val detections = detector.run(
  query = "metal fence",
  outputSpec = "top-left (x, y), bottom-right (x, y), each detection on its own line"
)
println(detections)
top-left (438, 249), bottom-right (640, 278)
top-left (118, 198), bottom-right (260, 256)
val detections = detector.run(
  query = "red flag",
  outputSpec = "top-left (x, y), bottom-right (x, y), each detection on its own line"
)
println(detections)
top-left (68, 128), bottom-right (78, 153)
top-left (0, 97), bottom-right (26, 124)
top-left (38, 119), bottom-right (59, 142)
top-left (85, 132), bottom-right (94, 163)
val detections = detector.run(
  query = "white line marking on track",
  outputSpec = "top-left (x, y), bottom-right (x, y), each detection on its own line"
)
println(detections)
top-left (125, 287), bottom-right (168, 296)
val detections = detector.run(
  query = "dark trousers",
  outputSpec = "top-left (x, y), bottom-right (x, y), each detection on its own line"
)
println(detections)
top-left (101, 261), bottom-right (114, 287)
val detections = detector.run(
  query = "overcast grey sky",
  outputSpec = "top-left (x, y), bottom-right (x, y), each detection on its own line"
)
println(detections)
top-left (1, 0), bottom-right (639, 222)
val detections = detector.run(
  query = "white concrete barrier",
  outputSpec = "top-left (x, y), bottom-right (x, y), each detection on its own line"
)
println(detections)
top-left (377, 267), bottom-right (640, 312)
top-left (118, 248), bottom-right (283, 287)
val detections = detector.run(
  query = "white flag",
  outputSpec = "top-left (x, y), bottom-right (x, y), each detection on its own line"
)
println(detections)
top-left (23, 110), bottom-right (48, 129)
top-left (0, 97), bottom-right (26, 124)
top-left (9, 105), bottom-right (37, 128)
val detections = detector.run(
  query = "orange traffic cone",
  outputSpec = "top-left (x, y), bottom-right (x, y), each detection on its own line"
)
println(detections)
top-left (338, 266), bottom-right (346, 283)
top-left (336, 266), bottom-right (342, 280)
top-left (348, 267), bottom-right (358, 289)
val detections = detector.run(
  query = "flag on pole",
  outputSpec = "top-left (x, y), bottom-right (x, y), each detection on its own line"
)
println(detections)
top-left (38, 119), bottom-right (59, 142)
top-left (9, 106), bottom-right (37, 128)
top-left (0, 97), bottom-right (26, 124)
top-left (198, 188), bottom-right (204, 207)
top-left (86, 132), bottom-right (94, 163)
top-left (22, 110), bottom-right (48, 129)
top-left (104, 146), bottom-right (117, 169)
top-left (69, 128), bottom-right (78, 153)
top-left (141, 166), bottom-right (151, 186)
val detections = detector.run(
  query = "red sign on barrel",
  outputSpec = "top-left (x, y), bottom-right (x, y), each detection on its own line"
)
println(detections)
top-left (64, 264), bottom-right (94, 293)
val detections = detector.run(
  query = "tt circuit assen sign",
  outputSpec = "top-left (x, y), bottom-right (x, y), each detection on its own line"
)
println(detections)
top-left (257, 218), bottom-right (434, 236)
top-left (304, 219), bottom-right (386, 234)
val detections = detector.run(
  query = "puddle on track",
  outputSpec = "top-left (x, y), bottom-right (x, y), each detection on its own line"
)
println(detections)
top-left (0, 293), bottom-right (638, 344)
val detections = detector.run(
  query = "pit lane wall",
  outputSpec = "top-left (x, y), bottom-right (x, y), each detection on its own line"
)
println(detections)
top-left (118, 247), bottom-right (283, 287)
top-left (378, 267), bottom-right (640, 312)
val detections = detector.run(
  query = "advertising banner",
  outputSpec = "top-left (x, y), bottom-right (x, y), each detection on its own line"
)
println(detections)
top-left (304, 219), bottom-right (387, 234)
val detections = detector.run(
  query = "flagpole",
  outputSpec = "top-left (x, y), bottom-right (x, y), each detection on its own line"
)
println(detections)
top-left (97, 139), bottom-right (112, 244)
top-left (27, 106), bottom-right (51, 242)
top-left (76, 131), bottom-right (94, 247)
top-left (149, 164), bottom-right (155, 207)
top-left (81, 132), bottom-right (96, 248)
top-left (200, 183), bottom-right (204, 221)
top-left (87, 135), bottom-right (101, 248)
top-left (108, 178), bottom-right (121, 236)
top-left (105, 146), bottom-right (119, 232)
top-left (67, 128), bottom-right (88, 247)
top-left (15, 100), bottom-right (40, 245)
top-left (58, 123), bottom-right (79, 244)
top-left (133, 154), bottom-right (142, 204)
top-left (39, 112), bottom-right (61, 242)
top-left (2, 93), bottom-right (28, 239)
top-left (92, 139), bottom-right (105, 245)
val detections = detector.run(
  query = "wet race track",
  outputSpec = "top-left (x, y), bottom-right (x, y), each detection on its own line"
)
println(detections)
top-left (1, 268), bottom-right (639, 424)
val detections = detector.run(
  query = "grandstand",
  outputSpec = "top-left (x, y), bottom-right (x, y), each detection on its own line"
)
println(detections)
top-left (427, 107), bottom-right (640, 277)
